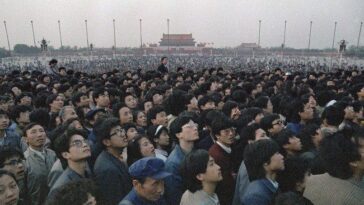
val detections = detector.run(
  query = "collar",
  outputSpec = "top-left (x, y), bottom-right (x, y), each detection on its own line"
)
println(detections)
top-left (216, 141), bottom-right (231, 154)
top-left (29, 147), bottom-right (46, 160)
top-left (267, 177), bottom-right (279, 189)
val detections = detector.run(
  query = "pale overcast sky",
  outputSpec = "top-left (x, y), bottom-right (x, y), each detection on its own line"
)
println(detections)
top-left (0, 0), bottom-right (363, 49)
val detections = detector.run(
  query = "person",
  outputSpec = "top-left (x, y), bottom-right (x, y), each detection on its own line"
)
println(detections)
top-left (45, 179), bottom-right (98, 205)
top-left (273, 129), bottom-right (302, 158)
top-left (0, 169), bottom-right (20, 205)
top-left (50, 128), bottom-right (92, 197)
top-left (303, 131), bottom-right (364, 204)
top-left (286, 99), bottom-right (314, 135)
top-left (0, 147), bottom-right (29, 205)
top-left (164, 115), bottom-right (199, 204)
top-left (118, 157), bottom-right (171, 205)
top-left (260, 114), bottom-right (284, 137)
top-left (147, 125), bottom-right (170, 161)
top-left (274, 192), bottom-right (313, 205)
top-left (0, 109), bottom-right (23, 151)
top-left (180, 149), bottom-right (222, 205)
top-left (92, 88), bottom-right (110, 111)
top-left (94, 118), bottom-right (132, 205)
top-left (208, 116), bottom-right (236, 205)
top-left (242, 139), bottom-right (285, 205)
top-left (23, 123), bottom-right (57, 205)
top-left (46, 59), bottom-right (59, 77)
top-left (9, 105), bottom-right (32, 137)
top-left (127, 135), bottom-right (156, 166)
top-left (113, 102), bottom-right (134, 126)
top-left (157, 57), bottom-right (168, 75)
top-left (146, 106), bottom-right (168, 127)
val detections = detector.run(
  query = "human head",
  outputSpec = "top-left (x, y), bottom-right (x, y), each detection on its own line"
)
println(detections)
top-left (321, 105), bottom-right (345, 127)
top-left (244, 139), bottom-right (284, 181)
top-left (198, 95), bottom-right (216, 111)
top-left (260, 114), bottom-right (284, 136)
top-left (46, 94), bottom-right (64, 113)
top-left (146, 106), bottom-right (167, 127)
top-left (276, 157), bottom-right (310, 193)
top-left (180, 149), bottom-right (222, 193)
top-left (0, 169), bottom-right (19, 205)
top-left (15, 92), bottom-right (32, 106)
top-left (127, 135), bottom-right (155, 166)
top-left (239, 123), bottom-right (269, 145)
top-left (23, 123), bottom-right (47, 150)
top-left (0, 148), bottom-right (25, 181)
top-left (92, 88), bottom-right (110, 108)
top-left (289, 99), bottom-right (314, 123)
top-left (222, 101), bottom-right (241, 120)
top-left (97, 117), bottom-right (128, 151)
top-left (297, 124), bottom-right (322, 151)
top-left (123, 123), bottom-right (138, 142)
top-left (211, 116), bottom-right (236, 147)
top-left (46, 179), bottom-right (98, 205)
top-left (54, 128), bottom-right (91, 166)
top-left (112, 102), bottom-right (133, 125)
top-left (169, 115), bottom-right (199, 144)
top-left (71, 92), bottom-right (90, 108)
top-left (253, 96), bottom-right (273, 114)
top-left (129, 157), bottom-right (171, 202)
top-left (0, 109), bottom-right (10, 131)
top-left (147, 125), bottom-right (170, 149)
top-left (133, 110), bottom-right (147, 127)
top-left (273, 129), bottom-right (302, 157)
top-left (161, 57), bottom-right (168, 65)
top-left (10, 105), bottom-right (31, 127)
top-left (124, 93), bottom-right (138, 109)
top-left (59, 105), bottom-right (78, 124)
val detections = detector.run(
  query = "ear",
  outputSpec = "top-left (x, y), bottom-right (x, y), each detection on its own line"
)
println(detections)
top-left (61, 152), bottom-right (70, 160)
top-left (102, 139), bottom-right (111, 147)
top-left (196, 173), bottom-right (204, 181)
top-left (151, 119), bottom-right (157, 125)
top-left (153, 138), bottom-right (159, 143)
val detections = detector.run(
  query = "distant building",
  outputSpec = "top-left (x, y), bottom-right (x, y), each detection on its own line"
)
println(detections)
top-left (236, 43), bottom-right (260, 49)
top-left (159, 34), bottom-right (196, 47)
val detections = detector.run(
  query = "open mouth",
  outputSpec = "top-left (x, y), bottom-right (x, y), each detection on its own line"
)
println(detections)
top-left (7, 198), bottom-right (18, 205)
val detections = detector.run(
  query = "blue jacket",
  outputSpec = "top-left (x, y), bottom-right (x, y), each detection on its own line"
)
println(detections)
top-left (242, 178), bottom-right (278, 205)
top-left (94, 150), bottom-right (132, 205)
top-left (119, 188), bottom-right (167, 205)
top-left (163, 144), bottom-right (186, 205)
top-left (0, 129), bottom-right (23, 151)
top-left (286, 122), bottom-right (304, 135)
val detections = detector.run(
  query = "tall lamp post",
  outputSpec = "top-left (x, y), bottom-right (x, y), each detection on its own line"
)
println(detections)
top-left (58, 20), bottom-right (63, 50)
top-left (113, 19), bottom-right (116, 56)
top-left (85, 19), bottom-right (90, 54)
top-left (139, 19), bottom-right (143, 49)
top-left (31, 20), bottom-right (37, 47)
top-left (3, 21), bottom-right (11, 54)
top-left (167, 18), bottom-right (170, 54)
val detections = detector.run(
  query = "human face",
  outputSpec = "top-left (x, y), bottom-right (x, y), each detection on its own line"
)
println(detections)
top-left (0, 175), bottom-right (19, 205)
top-left (156, 130), bottom-right (170, 147)
top-left (63, 107), bottom-right (78, 122)
top-left (230, 107), bottom-right (241, 120)
top-left (136, 112), bottom-right (147, 127)
top-left (254, 113), bottom-right (264, 124)
top-left (19, 96), bottom-right (32, 106)
top-left (78, 95), bottom-right (90, 107)
top-left (144, 101), bottom-right (153, 113)
top-left (69, 120), bottom-right (83, 130)
top-left (201, 101), bottom-right (216, 110)
top-left (50, 95), bottom-right (64, 112)
top-left (177, 120), bottom-right (199, 142)
top-left (308, 96), bottom-right (317, 108)
top-left (284, 136), bottom-right (302, 152)
top-left (152, 112), bottom-right (168, 127)
top-left (187, 97), bottom-right (198, 111)
top-left (0, 114), bottom-right (10, 130)
top-left (96, 91), bottom-right (110, 108)
top-left (125, 95), bottom-right (137, 109)
top-left (17, 111), bottom-right (30, 126)
top-left (216, 127), bottom-right (236, 147)
top-left (344, 106), bottom-right (356, 120)
top-left (152, 94), bottom-right (163, 105)
top-left (265, 152), bottom-right (285, 172)
top-left (119, 107), bottom-right (133, 125)
top-left (25, 125), bottom-right (46, 150)
top-left (270, 119), bottom-right (284, 134)
top-left (265, 100), bottom-right (273, 114)
top-left (255, 128), bottom-right (269, 141)
top-left (139, 137), bottom-right (155, 157)
top-left (135, 177), bottom-right (165, 202)
top-left (198, 156), bottom-right (222, 183)
top-left (299, 104), bottom-right (314, 121)
top-left (126, 127), bottom-right (138, 142)
top-left (2, 157), bottom-right (25, 181)
top-left (108, 126), bottom-right (128, 149)
top-left (197, 77), bottom-right (205, 85)
top-left (210, 82), bottom-right (218, 92)
top-left (256, 84), bottom-right (263, 93)
top-left (64, 135), bottom-right (91, 162)
top-left (11, 87), bottom-right (21, 96)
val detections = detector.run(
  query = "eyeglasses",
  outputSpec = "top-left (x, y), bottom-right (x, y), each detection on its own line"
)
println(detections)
top-left (110, 128), bottom-right (126, 137)
top-left (272, 120), bottom-right (283, 126)
top-left (70, 139), bottom-right (89, 148)
top-left (3, 159), bottom-right (24, 166)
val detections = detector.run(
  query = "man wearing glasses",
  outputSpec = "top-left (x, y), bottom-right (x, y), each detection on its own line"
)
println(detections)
top-left (0, 147), bottom-right (29, 204)
top-left (94, 118), bottom-right (132, 205)
top-left (23, 123), bottom-right (57, 205)
top-left (49, 128), bottom-right (92, 198)
top-left (260, 114), bottom-right (285, 137)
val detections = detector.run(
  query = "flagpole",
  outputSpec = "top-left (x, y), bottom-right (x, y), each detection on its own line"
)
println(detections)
top-left (3, 21), bottom-right (11, 53)
top-left (31, 20), bottom-right (37, 47)
top-left (58, 20), bottom-right (63, 50)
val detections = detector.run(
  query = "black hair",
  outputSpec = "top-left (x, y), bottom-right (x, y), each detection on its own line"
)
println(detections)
top-left (127, 135), bottom-right (150, 166)
top-left (321, 105), bottom-right (344, 127)
top-left (112, 102), bottom-right (128, 118)
top-left (272, 129), bottom-right (295, 157)
top-left (319, 132), bottom-right (360, 179)
top-left (222, 101), bottom-right (239, 118)
top-left (276, 157), bottom-right (310, 193)
top-left (45, 179), bottom-right (98, 205)
top-left (169, 115), bottom-right (194, 143)
top-left (163, 89), bottom-right (187, 116)
top-left (46, 94), bottom-right (60, 107)
top-left (96, 117), bottom-right (120, 149)
top-left (92, 87), bottom-right (108, 103)
top-left (180, 149), bottom-right (210, 193)
top-left (252, 96), bottom-right (270, 110)
top-left (146, 106), bottom-right (165, 126)
top-left (161, 56), bottom-right (167, 62)
top-left (15, 92), bottom-right (32, 105)
top-left (29, 108), bottom-right (50, 130)
top-left (10, 105), bottom-right (32, 123)
top-left (211, 115), bottom-right (234, 136)
top-left (244, 139), bottom-right (280, 181)
top-left (287, 99), bottom-right (305, 123)
top-left (197, 95), bottom-right (216, 109)
top-left (260, 114), bottom-right (281, 133)
top-left (297, 124), bottom-right (320, 152)
top-left (0, 147), bottom-right (24, 168)
top-left (71, 92), bottom-right (87, 106)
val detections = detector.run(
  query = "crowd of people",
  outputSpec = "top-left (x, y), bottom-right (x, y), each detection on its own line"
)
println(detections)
top-left (0, 55), bottom-right (364, 205)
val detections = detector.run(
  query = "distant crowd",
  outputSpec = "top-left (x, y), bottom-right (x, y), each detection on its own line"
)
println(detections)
top-left (0, 56), bottom-right (364, 205)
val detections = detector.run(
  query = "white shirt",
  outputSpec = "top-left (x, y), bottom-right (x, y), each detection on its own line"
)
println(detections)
top-left (216, 141), bottom-right (232, 154)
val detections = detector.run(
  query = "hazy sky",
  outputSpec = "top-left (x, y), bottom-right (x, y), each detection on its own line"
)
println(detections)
top-left (0, 0), bottom-right (363, 49)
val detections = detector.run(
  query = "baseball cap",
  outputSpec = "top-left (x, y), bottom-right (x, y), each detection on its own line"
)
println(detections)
top-left (129, 157), bottom-right (171, 180)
